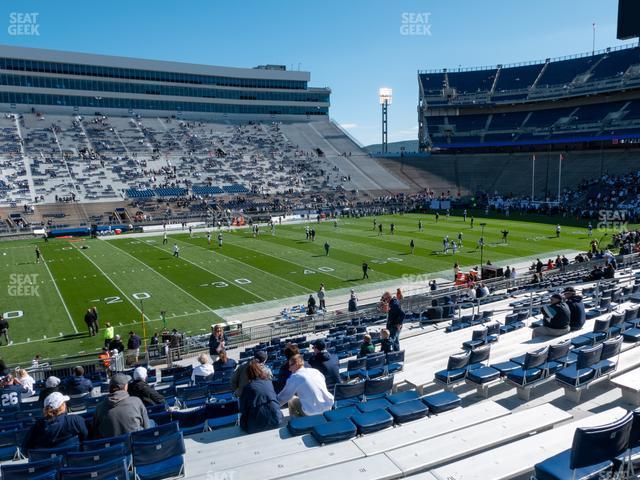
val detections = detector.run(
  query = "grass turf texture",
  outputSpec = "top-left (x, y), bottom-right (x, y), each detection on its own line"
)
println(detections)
top-left (0, 213), bottom-right (626, 363)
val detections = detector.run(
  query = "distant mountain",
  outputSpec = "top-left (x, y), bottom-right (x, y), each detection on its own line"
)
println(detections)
top-left (365, 140), bottom-right (419, 153)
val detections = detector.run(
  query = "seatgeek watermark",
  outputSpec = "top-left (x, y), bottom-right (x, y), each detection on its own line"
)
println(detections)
top-left (400, 12), bottom-right (432, 36)
top-left (597, 209), bottom-right (628, 232)
top-left (7, 274), bottom-right (39, 297)
top-left (8, 12), bottom-right (40, 36)
top-left (205, 471), bottom-right (236, 480)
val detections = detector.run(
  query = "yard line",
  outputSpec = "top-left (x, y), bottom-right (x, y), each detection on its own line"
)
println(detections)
top-left (41, 254), bottom-right (78, 334)
top-left (73, 245), bottom-right (150, 322)
top-left (175, 238), bottom-right (310, 293)
top-left (142, 240), bottom-right (269, 302)
top-left (102, 239), bottom-right (218, 314)
top-left (224, 235), bottom-right (353, 282)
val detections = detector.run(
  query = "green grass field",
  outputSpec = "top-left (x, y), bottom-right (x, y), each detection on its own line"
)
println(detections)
top-left (0, 213), bottom-right (621, 364)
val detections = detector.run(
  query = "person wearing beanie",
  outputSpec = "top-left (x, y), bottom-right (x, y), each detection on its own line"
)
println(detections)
top-left (307, 339), bottom-right (340, 389)
top-left (564, 286), bottom-right (586, 332)
top-left (532, 293), bottom-right (571, 338)
top-left (38, 376), bottom-right (61, 403)
top-left (231, 350), bottom-right (272, 397)
top-left (128, 367), bottom-right (164, 407)
top-left (92, 373), bottom-right (149, 438)
top-left (22, 392), bottom-right (87, 454)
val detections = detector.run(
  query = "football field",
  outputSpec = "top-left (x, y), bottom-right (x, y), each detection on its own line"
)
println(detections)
top-left (0, 213), bottom-right (618, 363)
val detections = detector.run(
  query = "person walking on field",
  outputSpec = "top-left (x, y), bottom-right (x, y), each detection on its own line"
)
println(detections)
top-left (173, 244), bottom-right (179, 258)
top-left (410, 239), bottom-right (415, 254)
top-left (163, 232), bottom-right (168, 245)
top-left (362, 262), bottom-right (370, 279)
top-left (35, 246), bottom-right (41, 264)
top-left (324, 241), bottom-right (330, 256)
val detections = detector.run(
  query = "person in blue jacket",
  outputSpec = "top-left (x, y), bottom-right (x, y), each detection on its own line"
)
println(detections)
top-left (63, 366), bottom-right (93, 396)
top-left (22, 392), bottom-right (88, 454)
top-left (239, 360), bottom-right (284, 434)
top-left (563, 286), bottom-right (586, 331)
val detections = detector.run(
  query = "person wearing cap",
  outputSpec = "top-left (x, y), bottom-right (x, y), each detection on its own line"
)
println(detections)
top-left (38, 376), bottom-right (61, 403)
top-left (239, 359), bottom-right (284, 434)
top-left (62, 366), bottom-right (93, 397)
top-left (108, 334), bottom-right (125, 353)
top-left (277, 354), bottom-right (334, 417)
top-left (307, 340), bottom-right (340, 390)
top-left (22, 392), bottom-right (88, 454)
top-left (93, 373), bottom-right (150, 438)
top-left (563, 287), bottom-right (586, 331)
top-left (128, 367), bottom-right (164, 407)
top-left (231, 350), bottom-right (272, 397)
top-left (532, 293), bottom-right (571, 338)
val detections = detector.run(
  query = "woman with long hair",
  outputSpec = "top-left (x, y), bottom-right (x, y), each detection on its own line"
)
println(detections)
top-left (239, 360), bottom-right (284, 434)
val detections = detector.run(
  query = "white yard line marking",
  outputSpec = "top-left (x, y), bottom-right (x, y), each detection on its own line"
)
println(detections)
top-left (102, 240), bottom-right (217, 314)
top-left (73, 246), bottom-right (150, 322)
top-left (141, 240), bottom-right (268, 302)
top-left (41, 255), bottom-right (78, 334)
top-left (176, 238), bottom-right (309, 293)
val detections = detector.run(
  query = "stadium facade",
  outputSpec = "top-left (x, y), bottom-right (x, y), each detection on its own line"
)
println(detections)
top-left (418, 43), bottom-right (640, 152)
top-left (0, 45), bottom-right (330, 119)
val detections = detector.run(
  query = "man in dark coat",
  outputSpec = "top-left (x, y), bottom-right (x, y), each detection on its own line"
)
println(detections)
top-left (63, 366), bottom-right (93, 397)
top-left (307, 340), bottom-right (340, 389)
top-left (563, 287), bottom-right (586, 331)
top-left (128, 367), bottom-right (164, 406)
top-left (385, 293), bottom-right (406, 351)
top-left (532, 293), bottom-right (571, 338)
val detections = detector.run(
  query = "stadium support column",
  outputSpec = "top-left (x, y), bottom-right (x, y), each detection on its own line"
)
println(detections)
top-left (379, 88), bottom-right (392, 153)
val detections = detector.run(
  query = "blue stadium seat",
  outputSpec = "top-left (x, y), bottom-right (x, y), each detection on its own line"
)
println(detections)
top-left (172, 406), bottom-right (206, 436)
top-left (82, 433), bottom-right (130, 453)
top-left (311, 419), bottom-right (357, 444)
top-left (340, 358), bottom-right (366, 381)
top-left (572, 318), bottom-right (611, 348)
top-left (351, 409), bottom-right (394, 434)
top-left (333, 380), bottom-right (365, 408)
top-left (362, 355), bottom-right (386, 379)
top-left (1, 456), bottom-right (61, 480)
top-left (386, 390), bottom-right (421, 405)
top-left (29, 438), bottom-right (80, 461)
top-left (388, 399), bottom-right (429, 424)
top-left (205, 400), bottom-right (239, 430)
top-left (534, 411), bottom-right (633, 480)
top-left (505, 347), bottom-right (549, 387)
top-left (356, 398), bottom-right (392, 413)
top-left (591, 336), bottom-right (623, 376)
top-left (323, 406), bottom-right (359, 422)
top-left (60, 457), bottom-right (130, 480)
top-left (132, 431), bottom-right (186, 480)
top-left (556, 344), bottom-right (603, 388)
top-left (0, 428), bottom-right (27, 460)
top-left (385, 350), bottom-right (405, 374)
top-left (364, 375), bottom-right (394, 399)
top-left (434, 353), bottom-right (470, 386)
top-left (131, 422), bottom-right (179, 443)
top-left (546, 341), bottom-right (575, 374)
top-left (422, 391), bottom-right (461, 414)
top-left (288, 415), bottom-right (327, 436)
top-left (463, 328), bottom-right (488, 350)
top-left (66, 443), bottom-right (127, 468)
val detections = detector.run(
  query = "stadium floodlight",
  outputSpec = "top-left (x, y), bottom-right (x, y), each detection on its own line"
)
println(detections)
top-left (379, 87), bottom-right (392, 153)
top-left (378, 87), bottom-right (393, 105)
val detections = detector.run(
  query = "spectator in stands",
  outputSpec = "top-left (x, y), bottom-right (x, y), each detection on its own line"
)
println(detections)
top-left (127, 331), bottom-right (141, 365)
top-left (38, 376), bottom-right (61, 403)
top-left (380, 329), bottom-right (392, 354)
top-left (604, 262), bottom-right (616, 279)
top-left (93, 373), bottom-right (150, 438)
top-left (318, 284), bottom-right (326, 310)
top-left (208, 324), bottom-right (225, 357)
top-left (476, 283), bottom-right (490, 299)
top-left (103, 322), bottom-right (114, 349)
top-left (232, 351), bottom-right (272, 397)
top-left (308, 340), bottom-right (340, 389)
top-left (277, 354), bottom-right (334, 417)
top-left (532, 293), bottom-right (571, 338)
top-left (192, 353), bottom-right (214, 383)
top-left (22, 392), bottom-right (88, 455)
top-left (17, 369), bottom-right (35, 397)
top-left (213, 350), bottom-right (237, 372)
top-left (239, 359), bottom-right (284, 434)
top-left (396, 288), bottom-right (404, 300)
top-left (359, 334), bottom-right (375, 357)
top-left (63, 366), bottom-right (93, 397)
top-left (307, 294), bottom-right (317, 315)
top-left (128, 367), bottom-right (164, 407)
top-left (385, 291), bottom-right (406, 351)
top-left (585, 265), bottom-right (604, 281)
top-left (535, 259), bottom-right (544, 281)
top-left (425, 299), bottom-right (444, 322)
top-left (108, 334), bottom-right (125, 353)
top-left (275, 343), bottom-right (299, 393)
top-left (348, 289), bottom-right (358, 312)
top-left (563, 287), bottom-right (586, 331)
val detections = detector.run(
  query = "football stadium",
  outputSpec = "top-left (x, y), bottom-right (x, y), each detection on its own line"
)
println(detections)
top-left (1, 1), bottom-right (640, 478)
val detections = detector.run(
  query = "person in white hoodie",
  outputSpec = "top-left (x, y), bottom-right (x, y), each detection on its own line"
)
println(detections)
top-left (277, 354), bottom-right (333, 417)
top-left (192, 353), bottom-right (214, 383)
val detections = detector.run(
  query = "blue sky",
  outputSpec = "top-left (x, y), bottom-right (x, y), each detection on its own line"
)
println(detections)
top-left (0, 0), bottom-right (632, 145)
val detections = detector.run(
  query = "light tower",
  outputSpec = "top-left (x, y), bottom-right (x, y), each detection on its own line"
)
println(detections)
top-left (379, 87), bottom-right (392, 153)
